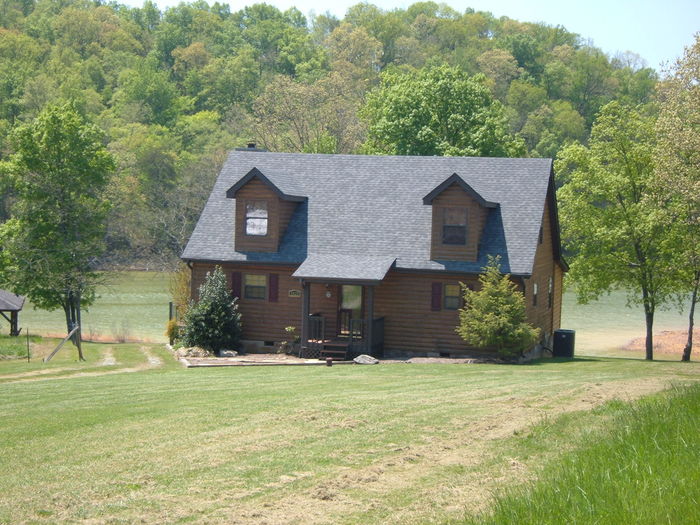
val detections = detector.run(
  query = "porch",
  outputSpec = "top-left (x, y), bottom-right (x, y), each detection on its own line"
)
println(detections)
top-left (293, 254), bottom-right (396, 361)
top-left (302, 314), bottom-right (385, 360)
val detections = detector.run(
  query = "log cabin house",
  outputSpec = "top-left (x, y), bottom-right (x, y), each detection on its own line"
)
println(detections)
top-left (182, 145), bottom-right (567, 359)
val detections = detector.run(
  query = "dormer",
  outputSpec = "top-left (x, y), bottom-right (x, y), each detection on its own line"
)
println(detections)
top-left (423, 173), bottom-right (498, 262)
top-left (226, 167), bottom-right (305, 252)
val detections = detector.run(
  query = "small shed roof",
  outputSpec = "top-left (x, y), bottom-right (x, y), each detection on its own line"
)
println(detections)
top-left (0, 290), bottom-right (25, 311)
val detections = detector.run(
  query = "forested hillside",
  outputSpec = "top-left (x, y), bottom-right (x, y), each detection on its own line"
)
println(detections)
top-left (0, 0), bottom-right (658, 267)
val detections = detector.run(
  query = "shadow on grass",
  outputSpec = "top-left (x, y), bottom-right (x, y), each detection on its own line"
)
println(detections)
top-left (523, 356), bottom-right (612, 366)
top-left (524, 354), bottom-right (688, 365)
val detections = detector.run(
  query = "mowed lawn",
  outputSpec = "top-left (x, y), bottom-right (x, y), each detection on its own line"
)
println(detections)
top-left (2, 345), bottom-right (700, 524)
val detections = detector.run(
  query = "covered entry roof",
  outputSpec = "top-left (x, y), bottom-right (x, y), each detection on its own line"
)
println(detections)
top-left (0, 290), bottom-right (25, 311)
top-left (292, 254), bottom-right (396, 283)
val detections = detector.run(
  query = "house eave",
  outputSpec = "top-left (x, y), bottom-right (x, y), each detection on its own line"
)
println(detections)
top-left (423, 173), bottom-right (498, 208)
top-left (181, 257), bottom-right (301, 267)
top-left (225, 167), bottom-right (306, 202)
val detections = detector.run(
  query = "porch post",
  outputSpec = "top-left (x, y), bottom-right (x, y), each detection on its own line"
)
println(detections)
top-left (301, 281), bottom-right (310, 350)
top-left (10, 311), bottom-right (18, 337)
top-left (365, 285), bottom-right (374, 355)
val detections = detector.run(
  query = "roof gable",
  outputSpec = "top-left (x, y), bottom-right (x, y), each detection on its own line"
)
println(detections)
top-left (225, 167), bottom-right (306, 202)
top-left (423, 173), bottom-right (498, 208)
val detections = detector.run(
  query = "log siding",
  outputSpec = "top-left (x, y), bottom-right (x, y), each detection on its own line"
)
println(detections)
top-left (524, 198), bottom-right (560, 337)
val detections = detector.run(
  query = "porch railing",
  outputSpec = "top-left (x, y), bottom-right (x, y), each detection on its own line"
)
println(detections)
top-left (303, 314), bottom-right (326, 358)
top-left (348, 317), bottom-right (384, 357)
top-left (300, 315), bottom-right (384, 359)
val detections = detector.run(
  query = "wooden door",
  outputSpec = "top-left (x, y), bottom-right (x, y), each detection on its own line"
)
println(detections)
top-left (338, 285), bottom-right (363, 336)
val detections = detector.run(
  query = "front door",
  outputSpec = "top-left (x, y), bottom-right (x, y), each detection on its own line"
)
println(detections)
top-left (338, 285), bottom-right (363, 336)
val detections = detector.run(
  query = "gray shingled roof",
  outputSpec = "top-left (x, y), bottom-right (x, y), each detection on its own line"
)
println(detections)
top-left (293, 254), bottom-right (396, 282)
top-left (182, 151), bottom-right (554, 276)
top-left (0, 290), bottom-right (25, 311)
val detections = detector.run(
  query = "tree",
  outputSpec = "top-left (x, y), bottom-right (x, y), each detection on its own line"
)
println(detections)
top-left (111, 61), bottom-right (185, 126)
top-left (181, 266), bottom-right (242, 354)
top-left (456, 256), bottom-right (539, 357)
top-left (476, 48), bottom-right (521, 100)
top-left (0, 103), bottom-right (114, 360)
top-left (519, 100), bottom-right (586, 158)
top-left (362, 64), bottom-right (525, 157)
top-left (506, 78), bottom-right (547, 131)
top-left (324, 22), bottom-right (382, 92)
top-left (556, 102), bottom-right (675, 361)
top-left (655, 34), bottom-right (700, 361)
top-left (252, 73), bottom-right (364, 154)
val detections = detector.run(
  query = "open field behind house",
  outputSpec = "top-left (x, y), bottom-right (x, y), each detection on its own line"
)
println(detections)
top-left (1, 344), bottom-right (699, 524)
top-left (15, 271), bottom-right (695, 358)
top-left (19, 271), bottom-right (172, 343)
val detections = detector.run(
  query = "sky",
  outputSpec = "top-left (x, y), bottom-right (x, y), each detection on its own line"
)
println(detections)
top-left (128, 0), bottom-right (699, 72)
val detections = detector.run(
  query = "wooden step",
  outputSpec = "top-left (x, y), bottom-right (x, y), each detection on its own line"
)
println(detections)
top-left (320, 348), bottom-right (348, 360)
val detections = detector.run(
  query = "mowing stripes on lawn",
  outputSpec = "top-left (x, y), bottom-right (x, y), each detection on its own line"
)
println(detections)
top-left (469, 383), bottom-right (700, 525)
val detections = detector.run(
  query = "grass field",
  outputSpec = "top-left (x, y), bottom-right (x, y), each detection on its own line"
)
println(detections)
top-left (1, 343), bottom-right (699, 524)
top-left (14, 271), bottom-right (694, 356)
top-left (470, 382), bottom-right (700, 524)
top-left (18, 271), bottom-right (171, 343)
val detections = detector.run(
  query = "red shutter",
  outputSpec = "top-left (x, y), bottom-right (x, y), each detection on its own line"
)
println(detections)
top-left (231, 272), bottom-right (242, 299)
top-left (431, 282), bottom-right (442, 311)
top-left (269, 273), bottom-right (279, 302)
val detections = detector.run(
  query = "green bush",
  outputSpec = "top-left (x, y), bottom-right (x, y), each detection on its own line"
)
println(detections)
top-left (180, 266), bottom-right (242, 354)
top-left (456, 255), bottom-right (539, 357)
top-left (0, 334), bottom-right (42, 358)
top-left (164, 318), bottom-right (180, 345)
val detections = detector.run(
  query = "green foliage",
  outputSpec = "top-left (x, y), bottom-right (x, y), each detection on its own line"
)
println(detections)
top-left (0, 103), bottom-right (114, 351)
top-left (456, 256), bottom-right (539, 356)
top-left (0, 0), bottom-right (661, 266)
top-left (169, 262), bottom-right (191, 320)
top-left (655, 35), bottom-right (700, 361)
top-left (0, 333), bottom-right (42, 358)
top-left (557, 102), bottom-right (676, 360)
top-left (180, 266), bottom-right (241, 353)
top-left (363, 64), bottom-right (525, 157)
top-left (164, 318), bottom-right (180, 345)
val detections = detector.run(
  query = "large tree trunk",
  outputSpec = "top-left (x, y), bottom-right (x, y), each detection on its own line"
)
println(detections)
top-left (63, 291), bottom-right (85, 361)
top-left (75, 291), bottom-right (83, 361)
top-left (63, 302), bottom-right (72, 339)
top-left (681, 272), bottom-right (699, 362)
top-left (644, 308), bottom-right (654, 361)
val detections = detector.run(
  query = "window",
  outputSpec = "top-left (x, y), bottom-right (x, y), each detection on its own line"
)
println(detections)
top-left (532, 282), bottom-right (538, 307)
top-left (244, 274), bottom-right (267, 299)
top-left (548, 276), bottom-right (553, 309)
top-left (245, 201), bottom-right (268, 236)
top-left (442, 208), bottom-right (467, 245)
top-left (444, 284), bottom-right (461, 310)
top-left (538, 226), bottom-right (543, 244)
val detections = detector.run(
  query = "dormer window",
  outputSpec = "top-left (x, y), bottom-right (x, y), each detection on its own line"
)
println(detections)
top-left (442, 208), bottom-right (467, 245)
top-left (245, 201), bottom-right (268, 236)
